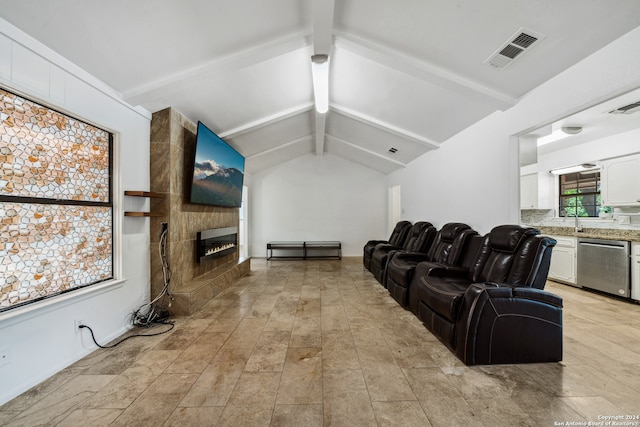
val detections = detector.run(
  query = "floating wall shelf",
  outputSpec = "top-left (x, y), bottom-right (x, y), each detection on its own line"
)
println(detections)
top-left (124, 191), bottom-right (164, 217)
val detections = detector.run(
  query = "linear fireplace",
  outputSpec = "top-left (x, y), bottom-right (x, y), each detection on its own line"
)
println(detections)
top-left (196, 226), bottom-right (238, 263)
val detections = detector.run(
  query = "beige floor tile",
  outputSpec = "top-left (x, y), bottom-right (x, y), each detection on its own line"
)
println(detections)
top-left (371, 400), bottom-right (432, 427)
top-left (244, 343), bottom-right (288, 372)
top-left (163, 406), bottom-right (224, 427)
top-left (164, 332), bottom-right (229, 374)
top-left (388, 342), bottom-right (438, 368)
top-left (132, 349), bottom-right (183, 375)
top-left (321, 330), bottom-right (361, 370)
top-left (226, 371), bottom-right (282, 408)
top-left (466, 398), bottom-right (537, 427)
top-left (439, 366), bottom-right (511, 400)
top-left (204, 313), bottom-right (244, 333)
top-left (0, 368), bottom-right (81, 412)
top-left (322, 368), bottom-right (367, 397)
top-left (263, 312), bottom-right (296, 332)
top-left (560, 396), bottom-right (628, 423)
top-left (0, 411), bottom-right (20, 425)
top-left (420, 396), bottom-right (485, 427)
top-left (403, 367), bottom-right (463, 401)
top-left (349, 320), bottom-right (388, 347)
top-left (81, 365), bottom-right (158, 409)
top-left (290, 316), bottom-right (322, 348)
top-left (357, 345), bottom-right (416, 402)
top-left (222, 318), bottom-right (268, 348)
top-left (511, 391), bottom-right (585, 426)
top-left (271, 404), bottom-right (323, 427)
top-left (57, 408), bottom-right (123, 427)
top-left (296, 297), bottom-right (321, 316)
top-left (109, 373), bottom-right (198, 426)
top-left (276, 347), bottom-right (323, 405)
top-left (179, 347), bottom-right (252, 407)
top-left (320, 305), bottom-right (349, 332)
top-left (3, 259), bottom-right (640, 426)
top-left (4, 375), bottom-right (117, 426)
top-left (154, 325), bottom-right (207, 351)
top-left (323, 390), bottom-right (377, 427)
top-left (216, 403), bottom-right (273, 427)
top-left (245, 297), bottom-right (278, 319)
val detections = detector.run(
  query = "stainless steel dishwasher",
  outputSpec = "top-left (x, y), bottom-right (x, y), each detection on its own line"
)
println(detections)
top-left (577, 237), bottom-right (630, 298)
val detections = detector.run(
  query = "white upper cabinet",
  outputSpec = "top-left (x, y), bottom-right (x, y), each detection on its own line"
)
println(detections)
top-left (601, 154), bottom-right (640, 206)
top-left (520, 173), bottom-right (538, 209)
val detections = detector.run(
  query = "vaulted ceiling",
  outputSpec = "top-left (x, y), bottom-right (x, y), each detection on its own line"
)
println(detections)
top-left (1, 0), bottom-right (640, 174)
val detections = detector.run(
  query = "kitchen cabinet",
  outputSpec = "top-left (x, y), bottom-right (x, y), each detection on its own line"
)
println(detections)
top-left (600, 154), bottom-right (640, 206)
top-left (632, 242), bottom-right (640, 302)
top-left (520, 173), bottom-right (538, 209)
top-left (548, 236), bottom-right (577, 285)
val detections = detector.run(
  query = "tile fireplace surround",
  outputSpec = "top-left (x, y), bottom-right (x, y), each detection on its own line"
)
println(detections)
top-left (149, 108), bottom-right (249, 315)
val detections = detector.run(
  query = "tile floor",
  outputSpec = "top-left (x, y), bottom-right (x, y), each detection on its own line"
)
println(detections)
top-left (1, 257), bottom-right (640, 426)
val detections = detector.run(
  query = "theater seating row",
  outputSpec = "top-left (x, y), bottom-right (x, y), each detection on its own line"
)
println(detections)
top-left (363, 221), bottom-right (563, 365)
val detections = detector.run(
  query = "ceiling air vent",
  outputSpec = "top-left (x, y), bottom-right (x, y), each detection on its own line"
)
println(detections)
top-left (608, 100), bottom-right (640, 115)
top-left (485, 28), bottom-right (545, 70)
top-left (388, 147), bottom-right (398, 154)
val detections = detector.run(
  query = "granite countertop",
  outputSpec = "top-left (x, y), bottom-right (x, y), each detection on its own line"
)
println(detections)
top-left (536, 226), bottom-right (640, 242)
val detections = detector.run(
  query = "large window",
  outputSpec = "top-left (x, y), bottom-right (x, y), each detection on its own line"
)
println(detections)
top-left (558, 170), bottom-right (601, 217)
top-left (0, 88), bottom-right (113, 312)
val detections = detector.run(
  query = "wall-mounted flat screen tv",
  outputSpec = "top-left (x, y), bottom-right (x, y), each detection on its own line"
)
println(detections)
top-left (190, 121), bottom-right (245, 208)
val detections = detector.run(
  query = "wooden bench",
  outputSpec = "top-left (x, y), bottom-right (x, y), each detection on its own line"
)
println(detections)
top-left (266, 241), bottom-right (341, 260)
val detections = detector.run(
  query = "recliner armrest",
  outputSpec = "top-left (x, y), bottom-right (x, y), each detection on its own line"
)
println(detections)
top-left (476, 283), bottom-right (563, 307)
top-left (366, 239), bottom-right (389, 246)
top-left (390, 251), bottom-right (430, 264)
top-left (421, 264), bottom-right (469, 278)
top-left (375, 243), bottom-right (402, 252)
top-left (454, 283), bottom-right (563, 365)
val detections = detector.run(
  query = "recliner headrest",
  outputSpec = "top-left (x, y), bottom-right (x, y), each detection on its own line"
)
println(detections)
top-left (440, 222), bottom-right (471, 242)
top-left (393, 221), bottom-right (412, 232)
top-left (410, 221), bottom-right (433, 236)
top-left (488, 225), bottom-right (540, 253)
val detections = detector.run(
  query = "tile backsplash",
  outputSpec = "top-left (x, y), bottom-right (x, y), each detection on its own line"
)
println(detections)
top-left (521, 207), bottom-right (640, 230)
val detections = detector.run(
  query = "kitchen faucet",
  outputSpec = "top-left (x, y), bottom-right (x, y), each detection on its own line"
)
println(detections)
top-left (574, 213), bottom-right (583, 233)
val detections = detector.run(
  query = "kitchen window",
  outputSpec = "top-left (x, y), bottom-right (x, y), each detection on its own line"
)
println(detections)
top-left (558, 170), bottom-right (601, 217)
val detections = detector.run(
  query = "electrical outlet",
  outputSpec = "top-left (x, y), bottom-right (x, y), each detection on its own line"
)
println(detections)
top-left (0, 346), bottom-right (10, 368)
top-left (74, 320), bottom-right (84, 333)
top-left (619, 215), bottom-right (630, 225)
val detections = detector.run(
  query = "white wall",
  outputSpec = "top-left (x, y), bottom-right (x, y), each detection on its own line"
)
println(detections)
top-left (250, 153), bottom-right (387, 257)
top-left (0, 19), bottom-right (151, 404)
top-left (389, 26), bottom-right (640, 236)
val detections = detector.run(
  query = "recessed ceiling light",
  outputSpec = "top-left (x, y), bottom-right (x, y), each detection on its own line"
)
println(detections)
top-left (561, 126), bottom-right (582, 135)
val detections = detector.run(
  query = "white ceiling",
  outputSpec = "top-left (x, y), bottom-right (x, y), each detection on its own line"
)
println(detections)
top-left (530, 86), bottom-right (640, 155)
top-left (1, 0), bottom-right (640, 174)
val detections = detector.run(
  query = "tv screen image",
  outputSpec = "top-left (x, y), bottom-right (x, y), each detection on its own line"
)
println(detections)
top-left (190, 121), bottom-right (245, 208)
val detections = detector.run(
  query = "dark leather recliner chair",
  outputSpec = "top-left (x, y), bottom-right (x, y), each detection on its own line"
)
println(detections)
top-left (369, 221), bottom-right (435, 284)
top-left (412, 224), bottom-right (560, 365)
top-left (385, 222), bottom-right (476, 311)
top-left (363, 221), bottom-right (411, 270)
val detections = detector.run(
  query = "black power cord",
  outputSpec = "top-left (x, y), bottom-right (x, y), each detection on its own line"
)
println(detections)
top-left (79, 226), bottom-right (176, 349)
top-left (79, 322), bottom-right (174, 349)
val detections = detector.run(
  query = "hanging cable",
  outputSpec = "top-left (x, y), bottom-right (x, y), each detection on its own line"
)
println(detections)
top-left (131, 226), bottom-right (173, 327)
